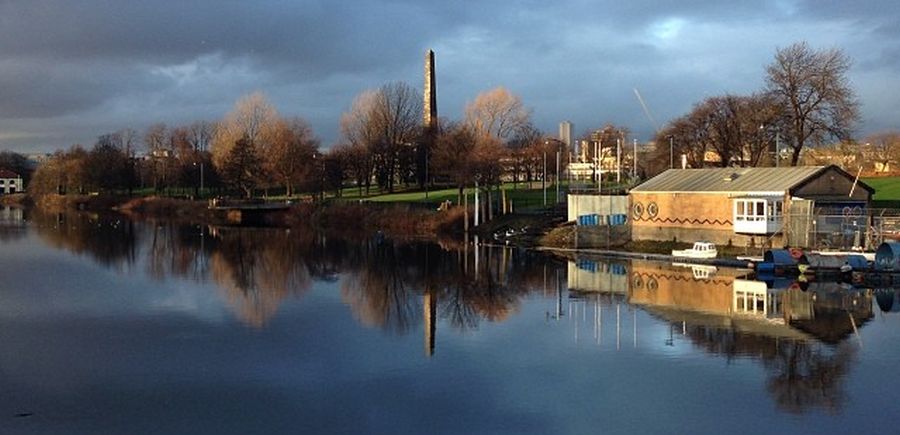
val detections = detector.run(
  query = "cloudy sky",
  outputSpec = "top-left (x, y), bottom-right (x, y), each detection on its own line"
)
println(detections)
top-left (1, 0), bottom-right (898, 153)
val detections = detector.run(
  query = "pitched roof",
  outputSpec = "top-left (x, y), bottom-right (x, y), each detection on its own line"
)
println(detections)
top-left (631, 166), bottom-right (829, 194)
top-left (0, 169), bottom-right (20, 179)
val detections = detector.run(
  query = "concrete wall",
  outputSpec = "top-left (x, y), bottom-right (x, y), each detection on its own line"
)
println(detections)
top-left (568, 194), bottom-right (629, 222)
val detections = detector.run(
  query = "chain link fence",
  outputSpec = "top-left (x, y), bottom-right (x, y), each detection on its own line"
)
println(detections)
top-left (783, 208), bottom-right (900, 250)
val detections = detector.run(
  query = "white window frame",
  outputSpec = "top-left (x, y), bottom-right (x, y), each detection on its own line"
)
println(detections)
top-left (734, 199), bottom-right (783, 222)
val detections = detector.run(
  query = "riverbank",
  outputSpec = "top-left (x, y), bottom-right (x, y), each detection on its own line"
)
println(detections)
top-left (22, 193), bottom-right (766, 260)
top-left (27, 194), bottom-right (468, 240)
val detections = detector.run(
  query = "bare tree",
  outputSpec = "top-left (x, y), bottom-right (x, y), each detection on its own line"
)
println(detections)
top-left (188, 120), bottom-right (215, 152)
top-left (341, 142), bottom-right (374, 195)
top-left (212, 92), bottom-right (280, 170)
top-left (766, 41), bottom-right (860, 166)
top-left (433, 122), bottom-right (479, 203)
top-left (340, 83), bottom-right (422, 192)
top-left (743, 92), bottom-right (786, 167)
top-left (506, 123), bottom-right (543, 184)
top-left (464, 87), bottom-right (531, 142)
top-left (269, 117), bottom-right (319, 196)
top-left (144, 123), bottom-right (172, 190)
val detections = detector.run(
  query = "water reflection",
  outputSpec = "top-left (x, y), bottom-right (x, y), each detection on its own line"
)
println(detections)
top-left (25, 211), bottom-right (556, 338)
top-left (0, 206), bottom-right (26, 242)
top-left (10, 210), bottom-right (900, 432)
top-left (568, 257), bottom-right (884, 414)
top-left (30, 208), bottom-right (138, 268)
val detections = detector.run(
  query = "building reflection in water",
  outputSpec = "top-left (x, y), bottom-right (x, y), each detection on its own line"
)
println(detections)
top-left (568, 256), bottom-right (880, 414)
top-left (0, 206), bottom-right (26, 242)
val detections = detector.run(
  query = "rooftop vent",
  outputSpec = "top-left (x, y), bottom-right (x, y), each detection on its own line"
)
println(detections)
top-left (723, 172), bottom-right (740, 182)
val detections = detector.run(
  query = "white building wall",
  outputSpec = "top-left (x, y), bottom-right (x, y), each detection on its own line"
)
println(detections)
top-left (0, 177), bottom-right (23, 194)
top-left (568, 194), bottom-right (629, 222)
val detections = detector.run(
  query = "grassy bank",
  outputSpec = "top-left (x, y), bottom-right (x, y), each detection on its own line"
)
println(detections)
top-left (30, 193), bottom-right (469, 240)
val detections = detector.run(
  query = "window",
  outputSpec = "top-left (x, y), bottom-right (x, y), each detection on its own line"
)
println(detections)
top-left (735, 199), bottom-right (766, 222)
top-left (767, 201), bottom-right (783, 221)
top-left (735, 199), bottom-right (783, 222)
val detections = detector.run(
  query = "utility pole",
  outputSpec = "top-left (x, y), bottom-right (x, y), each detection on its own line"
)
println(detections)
top-left (632, 138), bottom-right (637, 179)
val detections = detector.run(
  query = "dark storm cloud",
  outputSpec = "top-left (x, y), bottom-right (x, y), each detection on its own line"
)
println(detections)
top-left (0, 0), bottom-right (899, 151)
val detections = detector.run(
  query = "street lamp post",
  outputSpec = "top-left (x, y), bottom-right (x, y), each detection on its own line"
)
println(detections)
top-left (616, 138), bottom-right (621, 184)
top-left (542, 150), bottom-right (547, 206)
top-left (556, 148), bottom-right (560, 204)
top-left (193, 161), bottom-right (204, 198)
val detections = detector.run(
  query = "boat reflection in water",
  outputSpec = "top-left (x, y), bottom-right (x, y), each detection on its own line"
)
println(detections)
top-left (568, 257), bottom-right (876, 414)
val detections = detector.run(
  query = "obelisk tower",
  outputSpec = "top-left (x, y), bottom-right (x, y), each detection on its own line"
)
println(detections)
top-left (424, 49), bottom-right (437, 129)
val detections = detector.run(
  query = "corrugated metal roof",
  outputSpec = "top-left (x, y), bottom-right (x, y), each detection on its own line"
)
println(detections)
top-left (631, 166), bottom-right (827, 193)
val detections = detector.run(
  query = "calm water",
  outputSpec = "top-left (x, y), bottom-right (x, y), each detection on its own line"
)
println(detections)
top-left (1, 208), bottom-right (900, 434)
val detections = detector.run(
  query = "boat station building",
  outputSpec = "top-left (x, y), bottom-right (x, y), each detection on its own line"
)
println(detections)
top-left (0, 169), bottom-right (23, 194)
top-left (628, 165), bottom-right (873, 247)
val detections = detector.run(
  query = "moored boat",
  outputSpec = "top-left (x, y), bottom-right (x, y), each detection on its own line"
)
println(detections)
top-left (672, 242), bottom-right (718, 259)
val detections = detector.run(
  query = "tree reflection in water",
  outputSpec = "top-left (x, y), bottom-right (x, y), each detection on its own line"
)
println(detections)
top-left (31, 208), bottom-right (138, 268)
top-left (684, 325), bottom-right (855, 414)
top-left (209, 227), bottom-right (316, 327)
top-left (28, 213), bottom-right (553, 332)
top-left (339, 241), bottom-right (546, 334)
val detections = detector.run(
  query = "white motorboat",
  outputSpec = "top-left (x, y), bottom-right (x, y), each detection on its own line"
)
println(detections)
top-left (672, 242), bottom-right (718, 259)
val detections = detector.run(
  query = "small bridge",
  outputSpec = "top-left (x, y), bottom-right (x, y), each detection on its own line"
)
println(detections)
top-left (208, 199), bottom-right (293, 225)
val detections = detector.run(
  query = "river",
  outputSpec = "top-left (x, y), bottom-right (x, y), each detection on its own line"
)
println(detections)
top-left (1, 207), bottom-right (899, 434)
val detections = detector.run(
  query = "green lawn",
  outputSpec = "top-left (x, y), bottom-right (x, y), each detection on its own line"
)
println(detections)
top-left (343, 182), bottom-right (566, 210)
top-left (863, 177), bottom-right (900, 201)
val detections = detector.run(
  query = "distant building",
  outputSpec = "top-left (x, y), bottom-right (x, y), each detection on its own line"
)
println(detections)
top-left (0, 169), bottom-right (24, 194)
top-left (559, 121), bottom-right (573, 155)
top-left (24, 153), bottom-right (51, 170)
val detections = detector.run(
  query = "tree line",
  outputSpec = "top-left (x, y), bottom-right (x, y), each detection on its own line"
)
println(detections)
top-left (25, 84), bottom-right (564, 201)
top-left (645, 41), bottom-right (865, 173)
top-left (20, 41), bottom-right (900, 202)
